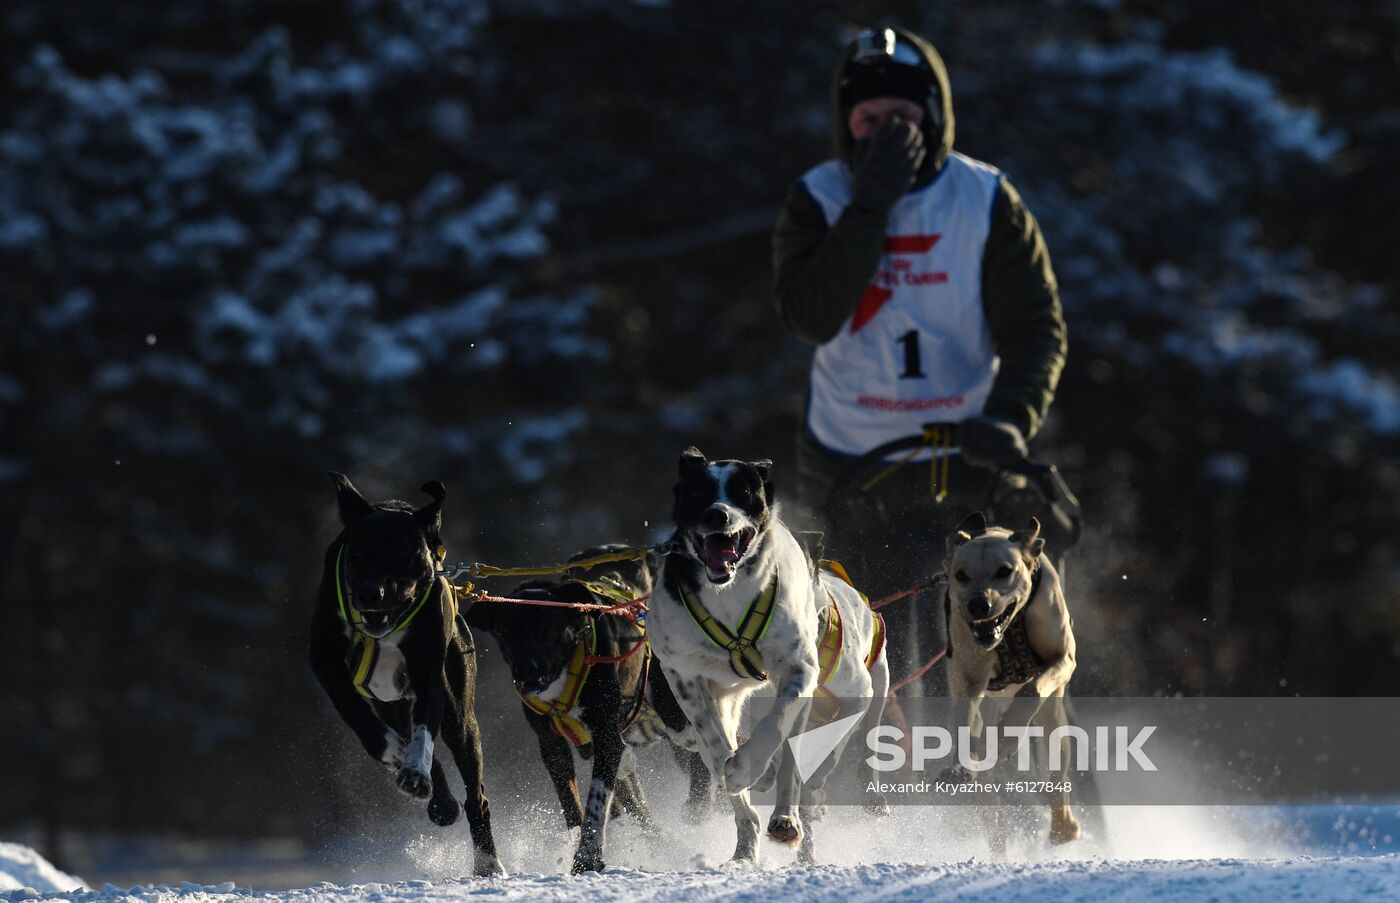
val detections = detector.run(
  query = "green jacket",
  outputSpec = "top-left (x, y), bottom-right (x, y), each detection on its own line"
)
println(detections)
top-left (773, 27), bottom-right (1066, 443)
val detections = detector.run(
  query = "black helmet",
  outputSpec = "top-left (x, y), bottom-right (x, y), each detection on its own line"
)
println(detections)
top-left (839, 28), bottom-right (939, 117)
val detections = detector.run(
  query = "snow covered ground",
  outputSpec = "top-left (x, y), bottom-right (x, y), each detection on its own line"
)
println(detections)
top-left (6, 804), bottom-right (1400, 902)
top-left (9, 856), bottom-right (1399, 903)
top-left (0, 844), bottom-right (84, 894)
top-left (4, 852), bottom-right (1399, 903)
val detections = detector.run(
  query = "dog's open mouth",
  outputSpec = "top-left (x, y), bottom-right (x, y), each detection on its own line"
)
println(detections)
top-left (687, 527), bottom-right (756, 584)
top-left (969, 603), bottom-right (1019, 649)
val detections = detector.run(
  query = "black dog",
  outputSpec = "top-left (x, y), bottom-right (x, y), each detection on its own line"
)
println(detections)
top-left (309, 473), bottom-right (503, 876)
top-left (467, 546), bottom-right (709, 873)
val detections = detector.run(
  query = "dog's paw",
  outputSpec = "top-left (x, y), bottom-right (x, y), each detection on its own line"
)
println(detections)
top-left (750, 760), bottom-right (778, 794)
top-left (473, 854), bottom-right (506, 877)
top-left (720, 853), bottom-right (759, 870)
top-left (722, 749), bottom-right (759, 794)
top-left (1049, 809), bottom-right (1082, 845)
top-left (862, 795), bottom-right (891, 818)
top-left (396, 764), bottom-right (432, 800)
top-left (571, 849), bottom-right (605, 874)
top-left (427, 794), bottom-right (460, 826)
top-left (720, 755), bottom-right (742, 793)
top-left (766, 814), bottom-right (802, 847)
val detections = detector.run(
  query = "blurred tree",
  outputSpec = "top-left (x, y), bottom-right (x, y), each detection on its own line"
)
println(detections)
top-left (0, 0), bottom-right (1395, 855)
top-left (0, 0), bottom-right (599, 841)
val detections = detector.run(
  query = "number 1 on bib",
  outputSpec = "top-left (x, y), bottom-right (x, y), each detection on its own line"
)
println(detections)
top-left (897, 329), bottom-right (925, 379)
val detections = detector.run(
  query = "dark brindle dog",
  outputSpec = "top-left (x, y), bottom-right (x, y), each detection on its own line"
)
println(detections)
top-left (309, 473), bottom-right (502, 876)
top-left (467, 546), bottom-right (709, 873)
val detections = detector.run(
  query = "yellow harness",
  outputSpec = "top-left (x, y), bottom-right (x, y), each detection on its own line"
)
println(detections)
top-left (335, 544), bottom-right (455, 700)
top-left (676, 573), bottom-right (779, 681)
top-left (811, 561), bottom-right (887, 723)
top-left (516, 627), bottom-right (598, 755)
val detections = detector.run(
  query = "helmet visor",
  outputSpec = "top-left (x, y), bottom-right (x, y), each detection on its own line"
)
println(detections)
top-left (851, 28), bottom-right (927, 69)
top-left (840, 29), bottom-right (935, 110)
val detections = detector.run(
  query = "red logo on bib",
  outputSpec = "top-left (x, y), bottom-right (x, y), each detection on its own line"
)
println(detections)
top-left (850, 286), bottom-right (893, 332)
top-left (884, 234), bottom-right (941, 254)
top-left (849, 234), bottom-right (942, 333)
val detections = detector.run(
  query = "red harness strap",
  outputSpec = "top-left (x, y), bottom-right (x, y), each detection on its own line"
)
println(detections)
top-left (467, 589), bottom-right (648, 620)
top-left (585, 631), bottom-right (648, 666)
top-left (618, 647), bottom-right (652, 736)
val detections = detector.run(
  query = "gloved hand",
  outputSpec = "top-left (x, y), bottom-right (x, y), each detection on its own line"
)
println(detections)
top-left (959, 417), bottom-right (1029, 470)
top-left (850, 115), bottom-right (925, 216)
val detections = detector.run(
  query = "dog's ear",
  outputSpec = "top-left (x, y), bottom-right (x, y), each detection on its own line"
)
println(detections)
top-left (946, 511), bottom-right (987, 553)
top-left (417, 480), bottom-right (446, 534)
top-left (751, 459), bottom-right (775, 503)
top-left (330, 472), bottom-right (372, 525)
top-left (957, 511), bottom-right (988, 536)
top-left (1011, 517), bottom-right (1045, 561)
top-left (679, 446), bottom-right (707, 476)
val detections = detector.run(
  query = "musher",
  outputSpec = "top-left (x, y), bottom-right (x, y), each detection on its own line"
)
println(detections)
top-left (772, 25), bottom-right (1069, 692)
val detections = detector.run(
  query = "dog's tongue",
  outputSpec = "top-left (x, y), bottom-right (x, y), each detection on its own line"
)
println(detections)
top-left (703, 534), bottom-right (740, 572)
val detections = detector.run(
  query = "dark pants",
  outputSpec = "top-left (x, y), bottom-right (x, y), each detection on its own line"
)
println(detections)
top-left (794, 426), bottom-right (1000, 696)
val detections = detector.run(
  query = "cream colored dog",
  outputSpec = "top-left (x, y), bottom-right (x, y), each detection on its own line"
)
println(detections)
top-left (943, 511), bottom-right (1080, 850)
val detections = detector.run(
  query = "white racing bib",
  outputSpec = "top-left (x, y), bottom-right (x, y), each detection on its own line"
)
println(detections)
top-left (802, 152), bottom-right (1001, 457)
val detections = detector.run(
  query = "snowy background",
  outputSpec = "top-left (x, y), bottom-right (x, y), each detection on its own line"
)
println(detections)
top-left (1, 0), bottom-right (1398, 893)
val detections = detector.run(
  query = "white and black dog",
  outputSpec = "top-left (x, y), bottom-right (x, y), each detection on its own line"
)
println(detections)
top-left (309, 473), bottom-right (503, 876)
top-left (646, 448), bottom-right (888, 864)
